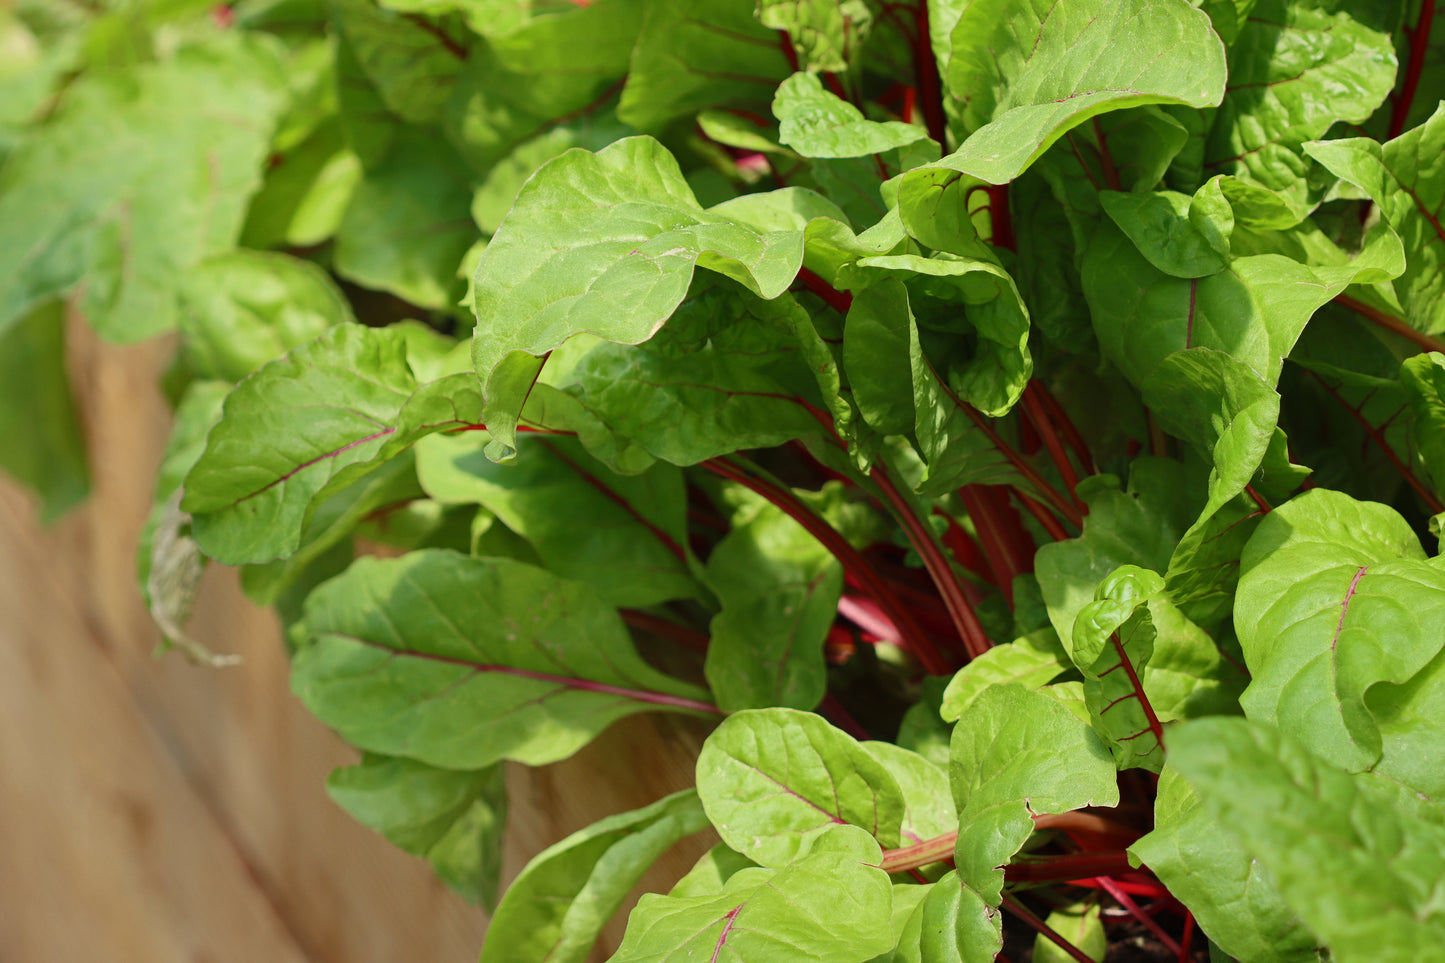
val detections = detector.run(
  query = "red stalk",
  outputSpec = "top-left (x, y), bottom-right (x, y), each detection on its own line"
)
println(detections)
top-left (1092, 117), bottom-right (1122, 191)
top-left (1000, 894), bottom-right (1098, 963)
top-left (1388, 0), bottom-right (1437, 140)
top-left (1178, 912), bottom-right (1196, 963)
top-left (1095, 875), bottom-right (1182, 955)
top-left (1022, 382), bottom-right (1084, 510)
top-left (620, 610), bottom-right (709, 654)
top-left (1012, 488), bottom-right (1074, 542)
top-left (986, 184), bottom-right (1015, 250)
top-left (1031, 381), bottom-right (1097, 475)
top-left (701, 457), bottom-right (951, 674)
top-left (796, 267), bottom-right (854, 313)
top-left (1004, 850), bottom-right (1138, 883)
top-left (912, 1), bottom-right (948, 146)
top-left (871, 465), bottom-right (993, 660)
top-left (1334, 293), bottom-right (1445, 355)
top-left (821, 693), bottom-right (870, 740)
top-left (958, 485), bottom-right (1035, 606)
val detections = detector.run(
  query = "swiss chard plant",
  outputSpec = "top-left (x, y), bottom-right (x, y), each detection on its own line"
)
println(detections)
top-left (4, 0), bottom-right (1445, 959)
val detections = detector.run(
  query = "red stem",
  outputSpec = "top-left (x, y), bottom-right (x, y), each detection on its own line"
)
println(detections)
top-left (1031, 381), bottom-right (1097, 475)
top-left (1000, 894), bottom-right (1097, 963)
top-left (1388, 0), bottom-right (1437, 140)
top-left (620, 610), bottom-right (709, 654)
top-left (912, 0), bottom-right (948, 146)
top-left (1178, 912), bottom-right (1196, 963)
top-left (776, 29), bottom-right (801, 72)
top-left (1093, 117), bottom-right (1122, 191)
top-left (1022, 382), bottom-right (1083, 510)
top-left (1334, 293), bottom-right (1445, 354)
top-left (986, 184), bottom-right (1015, 250)
top-left (821, 693), bottom-right (870, 740)
top-left (700, 458), bottom-right (950, 674)
top-left (871, 466), bottom-right (992, 660)
top-left (1004, 850), bottom-right (1138, 883)
top-left (1095, 875), bottom-right (1182, 955)
top-left (958, 485), bottom-right (1035, 606)
top-left (1012, 488), bottom-right (1074, 542)
top-left (796, 267), bottom-right (855, 313)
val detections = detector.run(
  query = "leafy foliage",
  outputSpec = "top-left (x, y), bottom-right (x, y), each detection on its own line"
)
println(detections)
top-left (6, 1), bottom-right (1445, 960)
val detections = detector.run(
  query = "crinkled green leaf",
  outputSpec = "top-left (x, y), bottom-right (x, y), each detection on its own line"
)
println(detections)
top-left (1069, 566), bottom-right (1166, 771)
top-left (695, 707), bottom-right (905, 867)
top-left (947, 684), bottom-right (1118, 957)
top-left (293, 550), bottom-right (716, 769)
top-left (182, 325), bottom-right (479, 565)
top-left (334, 130), bottom-right (477, 309)
top-left (479, 789), bottom-right (708, 963)
top-left (414, 431), bottom-right (702, 608)
top-left (330, 0), bottom-right (469, 127)
top-left (0, 300), bottom-right (87, 521)
top-left (611, 826), bottom-right (894, 963)
top-left (328, 753), bottom-right (507, 909)
top-left (177, 250), bottom-right (354, 382)
top-left (469, 136), bottom-right (808, 461)
top-left (0, 33), bottom-right (286, 340)
top-left (617, 0), bottom-right (792, 133)
top-left (568, 282), bottom-right (834, 466)
top-left (774, 71), bottom-right (928, 159)
top-left (1130, 766), bottom-right (1323, 963)
top-left (1169, 717), bottom-right (1445, 962)
top-left (445, 0), bottom-right (640, 175)
top-left (1235, 488), bottom-right (1445, 783)
top-left (923, 0), bottom-right (1224, 186)
top-left (704, 502), bottom-right (842, 712)
top-left (1305, 103), bottom-right (1445, 335)
top-left (757, 0), bottom-right (875, 73)
top-left (1207, 1), bottom-right (1396, 221)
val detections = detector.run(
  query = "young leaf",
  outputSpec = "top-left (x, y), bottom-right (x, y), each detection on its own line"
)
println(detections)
top-left (1069, 566), bottom-right (1167, 771)
top-left (927, 0), bottom-right (1225, 185)
top-left (478, 789), bottom-right (709, 963)
top-left (1305, 103), bottom-right (1445, 335)
top-left (947, 684), bottom-right (1119, 958)
top-left (414, 432), bottom-right (702, 608)
top-left (757, 0), bottom-right (877, 74)
top-left (0, 33), bottom-right (287, 340)
top-left (695, 707), bottom-right (905, 866)
top-left (1131, 766), bottom-right (1324, 963)
top-left (704, 502), bottom-right (843, 712)
top-left (939, 630), bottom-right (1069, 722)
top-left (328, 753), bottom-right (507, 909)
top-left (1169, 717), bottom-right (1445, 962)
top-left (293, 550), bottom-right (718, 770)
top-left (177, 250), bottom-right (355, 382)
top-left (774, 71), bottom-right (929, 158)
top-left (1235, 488), bottom-right (1445, 783)
top-left (469, 136), bottom-right (807, 461)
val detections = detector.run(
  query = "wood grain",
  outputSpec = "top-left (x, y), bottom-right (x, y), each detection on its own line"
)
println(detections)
top-left (0, 316), bottom-right (710, 962)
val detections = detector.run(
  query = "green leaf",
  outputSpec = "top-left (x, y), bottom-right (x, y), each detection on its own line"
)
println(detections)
top-left (478, 789), bottom-right (709, 963)
top-left (1131, 765), bottom-right (1322, 963)
top-left (1168, 717), bottom-right (1445, 962)
top-left (1235, 488), bottom-right (1445, 784)
top-left (469, 136), bottom-right (808, 461)
top-left (293, 550), bottom-right (717, 769)
top-left (862, 742), bottom-right (956, 843)
top-left (181, 325), bottom-right (424, 564)
top-left (695, 707), bottom-right (905, 866)
top-left (1099, 188), bottom-right (1231, 279)
top-left (330, 0), bottom-right (469, 127)
top-left (1035, 902), bottom-right (1106, 963)
top-left (616, 0), bottom-right (791, 133)
top-left (1207, 1), bottom-right (1397, 221)
top-left (611, 825), bottom-right (895, 963)
top-left (704, 502), bottom-right (843, 712)
top-left (413, 431), bottom-right (702, 608)
top-left (774, 71), bottom-right (928, 158)
top-left (0, 33), bottom-right (287, 340)
top-left (177, 250), bottom-right (355, 382)
top-left (333, 130), bottom-right (478, 310)
top-left (0, 300), bottom-right (87, 520)
top-left (328, 753), bottom-right (507, 909)
top-left (240, 115), bottom-right (362, 250)
top-left (939, 630), bottom-right (1069, 722)
top-left (568, 282), bottom-right (834, 466)
top-left (1068, 566), bottom-right (1167, 771)
top-left (445, 0), bottom-right (641, 175)
top-left (925, 0), bottom-right (1224, 185)
top-left (947, 684), bottom-right (1119, 957)
top-left (757, 0), bottom-right (876, 74)
top-left (1305, 103), bottom-right (1445, 335)
top-left (1400, 351), bottom-right (1445, 498)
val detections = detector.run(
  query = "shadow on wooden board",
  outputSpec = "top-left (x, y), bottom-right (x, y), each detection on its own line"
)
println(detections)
top-left (0, 316), bottom-right (712, 962)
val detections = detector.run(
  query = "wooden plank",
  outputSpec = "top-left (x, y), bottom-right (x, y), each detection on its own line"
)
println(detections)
top-left (0, 317), bottom-right (711, 961)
